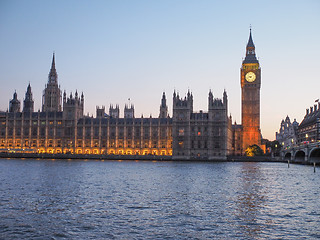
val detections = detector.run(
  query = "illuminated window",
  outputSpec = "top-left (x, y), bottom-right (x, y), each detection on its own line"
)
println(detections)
top-left (179, 128), bottom-right (184, 136)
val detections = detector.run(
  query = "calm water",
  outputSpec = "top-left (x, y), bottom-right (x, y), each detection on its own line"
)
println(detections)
top-left (0, 159), bottom-right (319, 239)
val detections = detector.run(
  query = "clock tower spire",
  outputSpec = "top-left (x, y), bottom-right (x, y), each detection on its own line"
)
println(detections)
top-left (241, 29), bottom-right (262, 152)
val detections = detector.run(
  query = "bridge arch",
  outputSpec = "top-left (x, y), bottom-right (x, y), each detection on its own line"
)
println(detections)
top-left (284, 152), bottom-right (292, 160)
top-left (309, 148), bottom-right (320, 162)
top-left (295, 150), bottom-right (306, 161)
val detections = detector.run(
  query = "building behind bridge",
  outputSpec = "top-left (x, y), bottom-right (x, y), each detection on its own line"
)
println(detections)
top-left (277, 101), bottom-right (320, 161)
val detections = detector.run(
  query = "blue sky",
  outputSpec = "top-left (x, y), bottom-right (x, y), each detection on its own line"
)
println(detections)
top-left (0, 0), bottom-right (319, 140)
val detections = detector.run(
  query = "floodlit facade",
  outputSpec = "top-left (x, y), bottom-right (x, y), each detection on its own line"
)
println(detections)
top-left (0, 31), bottom-right (263, 158)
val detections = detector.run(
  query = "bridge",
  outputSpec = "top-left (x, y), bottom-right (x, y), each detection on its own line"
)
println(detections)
top-left (281, 141), bottom-right (320, 163)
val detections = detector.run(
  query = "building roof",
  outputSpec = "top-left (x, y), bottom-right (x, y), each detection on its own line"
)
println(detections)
top-left (299, 108), bottom-right (320, 128)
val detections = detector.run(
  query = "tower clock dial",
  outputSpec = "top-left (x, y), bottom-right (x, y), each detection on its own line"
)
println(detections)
top-left (245, 72), bottom-right (256, 82)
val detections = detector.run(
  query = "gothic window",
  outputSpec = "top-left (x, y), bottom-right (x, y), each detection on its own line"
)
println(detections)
top-left (40, 128), bottom-right (45, 137)
top-left (102, 127), bottom-right (107, 136)
top-left (152, 141), bottom-right (157, 148)
top-left (24, 128), bottom-right (29, 136)
top-left (48, 128), bottom-right (54, 137)
top-left (109, 140), bottom-right (115, 148)
top-left (85, 127), bottom-right (91, 138)
top-left (94, 127), bottom-right (99, 137)
top-left (179, 128), bottom-right (184, 136)
top-left (32, 128), bottom-right (37, 136)
top-left (161, 129), bottom-right (166, 138)
top-left (77, 128), bottom-right (83, 137)
top-left (56, 128), bottom-right (61, 137)
top-left (1, 128), bottom-right (5, 137)
top-left (16, 128), bottom-right (21, 136)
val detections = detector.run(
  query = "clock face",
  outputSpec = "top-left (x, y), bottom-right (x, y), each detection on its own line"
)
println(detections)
top-left (245, 71), bottom-right (256, 82)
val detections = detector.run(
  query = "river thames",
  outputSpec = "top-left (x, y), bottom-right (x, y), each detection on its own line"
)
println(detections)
top-left (0, 159), bottom-right (319, 239)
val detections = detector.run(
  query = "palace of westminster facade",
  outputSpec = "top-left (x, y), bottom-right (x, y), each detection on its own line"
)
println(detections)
top-left (0, 31), bottom-right (262, 159)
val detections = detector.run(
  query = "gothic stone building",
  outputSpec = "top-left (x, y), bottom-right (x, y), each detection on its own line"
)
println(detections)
top-left (0, 30), bottom-right (262, 158)
top-left (276, 116), bottom-right (299, 150)
top-left (0, 53), bottom-right (231, 159)
top-left (172, 90), bottom-right (232, 160)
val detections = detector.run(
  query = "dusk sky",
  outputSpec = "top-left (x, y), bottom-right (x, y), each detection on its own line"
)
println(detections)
top-left (0, 0), bottom-right (319, 140)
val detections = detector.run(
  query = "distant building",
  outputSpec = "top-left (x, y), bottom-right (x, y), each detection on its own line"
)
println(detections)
top-left (172, 90), bottom-right (231, 160)
top-left (276, 116), bottom-right (299, 150)
top-left (297, 102), bottom-right (320, 144)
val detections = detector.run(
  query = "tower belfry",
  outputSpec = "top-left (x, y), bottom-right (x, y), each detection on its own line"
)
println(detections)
top-left (42, 53), bottom-right (62, 112)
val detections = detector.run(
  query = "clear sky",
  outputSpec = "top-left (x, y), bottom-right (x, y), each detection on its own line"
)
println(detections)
top-left (0, 0), bottom-right (319, 140)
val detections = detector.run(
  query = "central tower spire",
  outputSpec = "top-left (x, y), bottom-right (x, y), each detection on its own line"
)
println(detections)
top-left (48, 52), bottom-right (58, 84)
top-left (42, 53), bottom-right (62, 112)
top-left (243, 29), bottom-right (258, 64)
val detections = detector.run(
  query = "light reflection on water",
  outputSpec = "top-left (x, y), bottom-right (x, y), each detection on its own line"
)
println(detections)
top-left (0, 159), bottom-right (319, 239)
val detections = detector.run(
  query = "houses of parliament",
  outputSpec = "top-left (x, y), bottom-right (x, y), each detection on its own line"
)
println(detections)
top-left (0, 30), bottom-right (262, 159)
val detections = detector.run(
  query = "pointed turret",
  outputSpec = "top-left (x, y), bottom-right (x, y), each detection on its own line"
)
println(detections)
top-left (159, 92), bottom-right (168, 118)
top-left (243, 28), bottom-right (258, 64)
top-left (23, 83), bottom-right (34, 112)
top-left (48, 52), bottom-right (58, 84)
top-left (51, 52), bottom-right (56, 70)
top-left (223, 89), bottom-right (228, 116)
top-left (161, 92), bottom-right (166, 107)
top-left (9, 90), bottom-right (21, 113)
top-left (63, 90), bottom-right (67, 103)
top-left (208, 90), bottom-right (213, 110)
top-left (247, 28), bottom-right (255, 48)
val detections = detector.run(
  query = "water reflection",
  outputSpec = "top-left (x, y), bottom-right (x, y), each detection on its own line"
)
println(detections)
top-left (234, 163), bottom-right (266, 238)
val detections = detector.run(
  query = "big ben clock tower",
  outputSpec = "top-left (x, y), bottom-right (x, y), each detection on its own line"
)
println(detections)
top-left (241, 29), bottom-right (262, 151)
